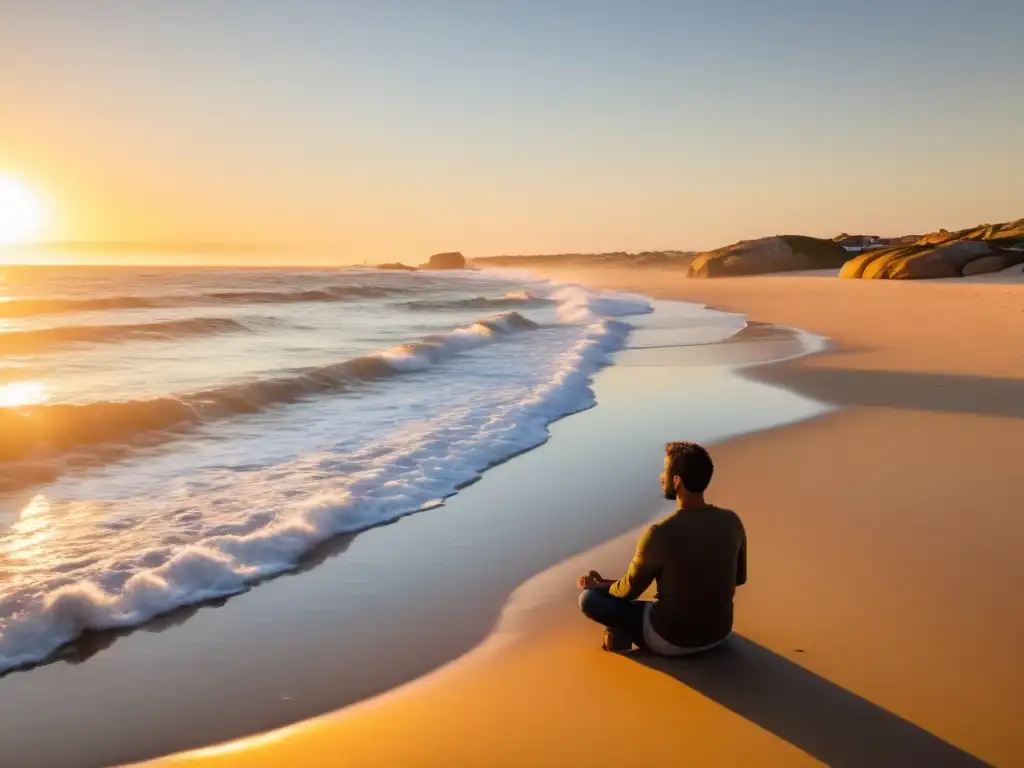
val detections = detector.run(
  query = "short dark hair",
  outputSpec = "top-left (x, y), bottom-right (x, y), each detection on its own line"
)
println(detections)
top-left (665, 442), bottom-right (714, 493)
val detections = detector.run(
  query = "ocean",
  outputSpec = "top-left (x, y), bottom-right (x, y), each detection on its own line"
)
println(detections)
top-left (0, 266), bottom-right (657, 673)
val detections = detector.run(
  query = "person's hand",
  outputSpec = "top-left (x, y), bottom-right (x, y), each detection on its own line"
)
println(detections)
top-left (577, 570), bottom-right (608, 589)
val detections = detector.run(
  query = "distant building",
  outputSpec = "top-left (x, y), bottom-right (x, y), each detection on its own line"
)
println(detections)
top-left (837, 235), bottom-right (880, 252)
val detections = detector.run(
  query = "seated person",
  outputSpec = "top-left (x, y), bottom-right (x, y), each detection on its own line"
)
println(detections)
top-left (577, 441), bottom-right (746, 653)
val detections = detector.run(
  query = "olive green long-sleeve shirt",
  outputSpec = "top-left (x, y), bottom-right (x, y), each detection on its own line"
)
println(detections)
top-left (610, 504), bottom-right (746, 648)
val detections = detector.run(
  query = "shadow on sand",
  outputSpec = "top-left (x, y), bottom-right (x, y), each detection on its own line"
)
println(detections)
top-left (746, 365), bottom-right (1024, 420)
top-left (629, 635), bottom-right (988, 767)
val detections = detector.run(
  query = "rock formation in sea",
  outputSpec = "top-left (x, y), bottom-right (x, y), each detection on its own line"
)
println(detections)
top-left (376, 262), bottom-right (418, 271)
top-left (422, 252), bottom-right (467, 270)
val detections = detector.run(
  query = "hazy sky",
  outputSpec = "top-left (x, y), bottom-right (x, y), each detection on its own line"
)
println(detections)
top-left (2, 1), bottom-right (1022, 261)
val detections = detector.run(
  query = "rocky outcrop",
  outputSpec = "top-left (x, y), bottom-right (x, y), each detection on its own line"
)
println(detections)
top-left (840, 242), bottom-right (1024, 279)
top-left (839, 218), bottom-right (1024, 279)
top-left (686, 235), bottom-right (848, 278)
top-left (376, 262), bottom-right (418, 271)
top-left (471, 218), bottom-right (1023, 280)
top-left (915, 219), bottom-right (1024, 248)
top-left (891, 241), bottom-right (990, 279)
top-left (961, 254), bottom-right (1011, 276)
top-left (687, 237), bottom-right (801, 278)
top-left (841, 247), bottom-right (913, 279)
top-left (422, 252), bottom-right (466, 270)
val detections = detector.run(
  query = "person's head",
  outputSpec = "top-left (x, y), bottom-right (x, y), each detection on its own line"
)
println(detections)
top-left (662, 442), bottom-right (714, 501)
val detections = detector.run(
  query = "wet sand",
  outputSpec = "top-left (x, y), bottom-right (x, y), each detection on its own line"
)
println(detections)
top-left (143, 267), bottom-right (1024, 767)
top-left (0, 301), bottom-right (824, 767)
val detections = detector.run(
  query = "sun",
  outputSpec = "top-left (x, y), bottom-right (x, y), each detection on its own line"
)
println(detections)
top-left (0, 175), bottom-right (46, 245)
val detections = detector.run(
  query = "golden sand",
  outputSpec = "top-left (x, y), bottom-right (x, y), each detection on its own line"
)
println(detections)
top-left (144, 268), bottom-right (1024, 767)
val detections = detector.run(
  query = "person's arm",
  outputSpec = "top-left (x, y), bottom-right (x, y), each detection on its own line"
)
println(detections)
top-left (608, 525), bottom-right (664, 600)
top-left (736, 528), bottom-right (747, 586)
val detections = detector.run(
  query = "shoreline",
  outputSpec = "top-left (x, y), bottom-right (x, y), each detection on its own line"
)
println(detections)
top-left (144, 267), bottom-right (1023, 767)
top-left (0, 297), bottom-right (827, 768)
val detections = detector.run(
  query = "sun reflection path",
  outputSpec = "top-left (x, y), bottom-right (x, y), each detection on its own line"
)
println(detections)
top-left (1, 494), bottom-right (55, 573)
top-left (0, 380), bottom-right (48, 408)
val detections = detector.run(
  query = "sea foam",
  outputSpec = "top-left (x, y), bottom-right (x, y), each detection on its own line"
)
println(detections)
top-left (0, 311), bottom-right (539, 477)
top-left (0, 283), bottom-right (649, 673)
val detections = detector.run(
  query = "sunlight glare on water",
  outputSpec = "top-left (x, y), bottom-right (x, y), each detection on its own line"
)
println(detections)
top-left (1, 495), bottom-right (54, 568)
top-left (0, 381), bottom-right (48, 408)
top-left (0, 267), bottom-right (659, 673)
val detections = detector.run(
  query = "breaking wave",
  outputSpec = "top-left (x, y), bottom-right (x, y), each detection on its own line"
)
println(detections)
top-left (404, 290), bottom-right (553, 312)
top-left (0, 285), bottom-right (399, 319)
top-left (0, 282), bottom-right (654, 674)
top-left (0, 312), bottom-right (540, 482)
top-left (0, 317), bottom-right (252, 355)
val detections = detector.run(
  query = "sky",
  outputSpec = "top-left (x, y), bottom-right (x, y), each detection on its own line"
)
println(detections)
top-left (1, 0), bottom-right (1022, 262)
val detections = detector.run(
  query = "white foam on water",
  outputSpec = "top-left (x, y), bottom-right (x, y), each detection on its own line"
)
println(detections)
top-left (0, 282), bottom-right (654, 673)
top-left (550, 284), bottom-right (653, 325)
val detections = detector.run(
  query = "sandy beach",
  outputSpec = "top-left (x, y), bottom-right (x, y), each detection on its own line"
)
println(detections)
top-left (6, 4), bottom-right (1022, 766)
top-left (134, 266), bottom-right (1024, 767)
top-left (0, 293), bottom-right (825, 767)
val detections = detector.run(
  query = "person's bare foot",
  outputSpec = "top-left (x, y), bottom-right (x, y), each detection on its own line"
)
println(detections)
top-left (601, 629), bottom-right (632, 652)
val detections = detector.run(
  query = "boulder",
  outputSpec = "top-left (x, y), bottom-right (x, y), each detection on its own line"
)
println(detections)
top-left (423, 252), bottom-right (466, 270)
top-left (961, 255), bottom-right (1007, 276)
top-left (838, 248), bottom-right (909, 279)
top-left (842, 241), bottom-right (1003, 279)
top-left (687, 238), bottom-right (798, 278)
top-left (686, 251), bottom-right (728, 277)
top-left (887, 241), bottom-right (992, 279)
top-left (686, 236), bottom-right (847, 278)
top-left (884, 253), bottom-right (958, 280)
top-left (782, 235), bottom-right (852, 268)
top-left (862, 249), bottom-right (918, 279)
top-left (839, 251), bottom-right (881, 279)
